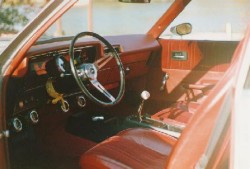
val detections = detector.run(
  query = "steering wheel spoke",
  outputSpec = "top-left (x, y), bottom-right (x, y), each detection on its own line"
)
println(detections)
top-left (94, 54), bottom-right (114, 70)
top-left (90, 79), bottom-right (115, 102)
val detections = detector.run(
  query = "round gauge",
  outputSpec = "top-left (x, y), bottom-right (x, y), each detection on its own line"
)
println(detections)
top-left (56, 57), bottom-right (66, 73)
top-left (46, 55), bottom-right (69, 77)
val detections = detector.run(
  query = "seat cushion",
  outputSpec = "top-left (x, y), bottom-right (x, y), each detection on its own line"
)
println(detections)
top-left (80, 128), bottom-right (176, 169)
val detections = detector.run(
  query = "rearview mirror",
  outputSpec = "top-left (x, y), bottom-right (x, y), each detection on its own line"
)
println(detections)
top-left (170, 23), bottom-right (192, 36)
top-left (119, 0), bottom-right (151, 3)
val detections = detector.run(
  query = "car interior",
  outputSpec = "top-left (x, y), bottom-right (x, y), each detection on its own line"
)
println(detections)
top-left (3, 1), bottom-right (245, 169)
top-left (6, 32), bottom-right (240, 168)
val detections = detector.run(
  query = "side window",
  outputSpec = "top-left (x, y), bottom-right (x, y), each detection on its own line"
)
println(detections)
top-left (0, 1), bottom-right (43, 40)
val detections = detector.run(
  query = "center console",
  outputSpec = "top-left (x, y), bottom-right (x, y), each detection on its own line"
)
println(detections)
top-left (124, 91), bottom-right (185, 138)
top-left (125, 115), bottom-right (184, 138)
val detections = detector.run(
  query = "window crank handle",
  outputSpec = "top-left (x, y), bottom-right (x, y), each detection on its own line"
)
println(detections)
top-left (160, 73), bottom-right (169, 91)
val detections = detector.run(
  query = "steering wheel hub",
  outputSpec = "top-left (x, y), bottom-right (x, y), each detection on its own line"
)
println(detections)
top-left (81, 63), bottom-right (98, 80)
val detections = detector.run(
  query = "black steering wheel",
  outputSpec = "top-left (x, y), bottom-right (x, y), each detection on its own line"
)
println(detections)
top-left (69, 32), bottom-right (125, 106)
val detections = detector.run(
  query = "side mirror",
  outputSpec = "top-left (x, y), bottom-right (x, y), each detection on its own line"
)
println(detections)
top-left (170, 23), bottom-right (192, 36)
top-left (119, 0), bottom-right (151, 3)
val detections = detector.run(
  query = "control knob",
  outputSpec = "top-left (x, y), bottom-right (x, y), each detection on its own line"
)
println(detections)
top-left (29, 110), bottom-right (39, 124)
top-left (12, 118), bottom-right (23, 132)
top-left (77, 95), bottom-right (86, 107)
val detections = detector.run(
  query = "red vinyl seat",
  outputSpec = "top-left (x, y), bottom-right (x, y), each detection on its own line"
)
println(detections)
top-left (80, 128), bottom-right (176, 169)
top-left (79, 81), bottom-right (226, 169)
top-left (79, 57), bottom-right (238, 169)
top-left (79, 81), bottom-right (232, 169)
top-left (79, 30), bottom-right (243, 169)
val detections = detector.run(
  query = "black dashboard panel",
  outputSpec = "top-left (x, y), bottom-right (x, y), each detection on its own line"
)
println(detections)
top-left (7, 46), bottom-right (99, 131)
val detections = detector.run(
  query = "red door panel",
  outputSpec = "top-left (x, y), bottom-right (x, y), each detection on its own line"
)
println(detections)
top-left (160, 40), bottom-right (237, 71)
top-left (159, 39), bottom-right (238, 102)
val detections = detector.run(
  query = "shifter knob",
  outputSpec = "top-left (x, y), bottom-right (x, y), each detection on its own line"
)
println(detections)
top-left (137, 91), bottom-right (150, 122)
top-left (141, 91), bottom-right (150, 100)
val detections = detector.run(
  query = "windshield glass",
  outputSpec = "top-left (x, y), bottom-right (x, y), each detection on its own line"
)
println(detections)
top-left (1, 0), bottom-right (250, 43)
top-left (43, 0), bottom-right (171, 38)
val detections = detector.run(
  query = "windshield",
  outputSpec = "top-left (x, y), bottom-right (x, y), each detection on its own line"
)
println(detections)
top-left (1, 0), bottom-right (250, 43)
top-left (43, 0), bottom-right (171, 38)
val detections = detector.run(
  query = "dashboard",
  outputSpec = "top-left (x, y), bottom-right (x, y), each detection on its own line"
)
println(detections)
top-left (7, 34), bottom-right (160, 134)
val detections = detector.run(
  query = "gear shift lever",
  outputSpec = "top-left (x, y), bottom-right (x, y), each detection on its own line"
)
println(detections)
top-left (137, 91), bottom-right (150, 122)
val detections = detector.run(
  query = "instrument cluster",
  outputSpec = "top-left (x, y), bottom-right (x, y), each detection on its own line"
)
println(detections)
top-left (29, 45), bottom-right (97, 77)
